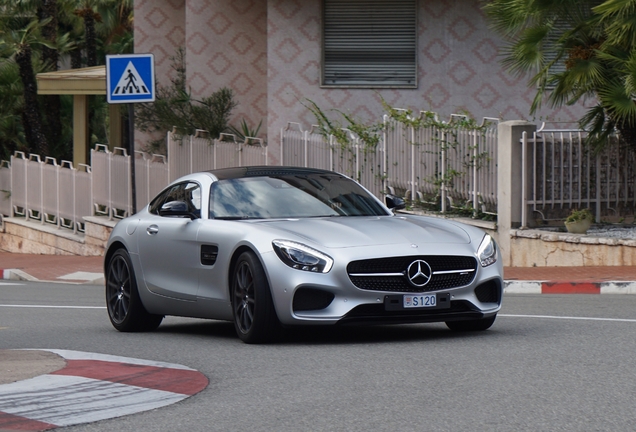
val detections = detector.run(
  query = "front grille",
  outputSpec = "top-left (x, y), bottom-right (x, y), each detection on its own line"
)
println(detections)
top-left (347, 255), bottom-right (477, 293)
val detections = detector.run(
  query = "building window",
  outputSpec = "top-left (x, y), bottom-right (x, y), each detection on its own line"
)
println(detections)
top-left (322, 0), bottom-right (417, 88)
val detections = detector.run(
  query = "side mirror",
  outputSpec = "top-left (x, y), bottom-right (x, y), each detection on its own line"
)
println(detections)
top-left (159, 201), bottom-right (197, 219)
top-left (385, 194), bottom-right (406, 210)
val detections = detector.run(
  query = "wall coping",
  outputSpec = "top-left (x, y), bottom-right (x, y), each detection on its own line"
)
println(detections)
top-left (511, 228), bottom-right (636, 247)
top-left (397, 210), bottom-right (497, 231)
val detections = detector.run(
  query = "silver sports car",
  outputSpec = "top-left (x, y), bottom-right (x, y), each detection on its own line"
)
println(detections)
top-left (105, 167), bottom-right (503, 343)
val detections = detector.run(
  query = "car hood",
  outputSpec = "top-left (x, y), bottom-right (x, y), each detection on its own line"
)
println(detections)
top-left (254, 215), bottom-right (471, 248)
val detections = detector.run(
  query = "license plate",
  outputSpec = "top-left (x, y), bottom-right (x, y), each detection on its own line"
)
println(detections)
top-left (384, 293), bottom-right (450, 311)
top-left (403, 294), bottom-right (437, 308)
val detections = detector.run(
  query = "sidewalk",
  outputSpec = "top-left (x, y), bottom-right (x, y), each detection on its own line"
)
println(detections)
top-left (2, 251), bottom-right (636, 293)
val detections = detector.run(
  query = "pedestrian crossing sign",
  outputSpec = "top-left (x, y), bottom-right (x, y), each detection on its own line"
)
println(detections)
top-left (106, 54), bottom-right (155, 104)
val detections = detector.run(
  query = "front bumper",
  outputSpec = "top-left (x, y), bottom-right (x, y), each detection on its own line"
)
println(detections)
top-left (261, 242), bottom-right (504, 326)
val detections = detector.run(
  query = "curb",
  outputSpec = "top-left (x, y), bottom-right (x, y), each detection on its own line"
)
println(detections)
top-left (504, 280), bottom-right (636, 295)
top-left (4, 268), bottom-right (636, 293)
top-left (0, 349), bottom-right (208, 431)
top-left (1, 269), bottom-right (36, 282)
top-left (1, 269), bottom-right (104, 285)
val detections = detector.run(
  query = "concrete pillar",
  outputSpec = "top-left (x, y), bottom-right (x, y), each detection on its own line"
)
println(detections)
top-left (497, 120), bottom-right (536, 266)
top-left (73, 94), bottom-right (89, 167)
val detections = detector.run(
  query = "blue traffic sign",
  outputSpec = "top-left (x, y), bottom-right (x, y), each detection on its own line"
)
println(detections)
top-left (106, 54), bottom-right (155, 104)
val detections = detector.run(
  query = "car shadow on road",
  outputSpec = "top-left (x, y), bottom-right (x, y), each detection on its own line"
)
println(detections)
top-left (154, 318), bottom-right (502, 345)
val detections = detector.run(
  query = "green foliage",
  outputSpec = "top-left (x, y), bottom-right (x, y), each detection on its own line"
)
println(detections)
top-left (135, 48), bottom-right (237, 153)
top-left (304, 99), bottom-right (495, 217)
top-left (0, 0), bottom-right (134, 161)
top-left (565, 208), bottom-right (594, 223)
top-left (484, 0), bottom-right (636, 151)
top-left (228, 118), bottom-right (263, 143)
top-left (304, 99), bottom-right (384, 150)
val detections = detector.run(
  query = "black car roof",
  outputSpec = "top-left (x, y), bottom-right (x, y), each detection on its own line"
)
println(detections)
top-left (208, 166), bottom-right (341, 180)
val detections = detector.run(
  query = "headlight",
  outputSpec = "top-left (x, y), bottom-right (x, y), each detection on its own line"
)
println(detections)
top-left (272, 240), bottom-right (333, 273)
top-left (477, 235), bottom-right (497, 267)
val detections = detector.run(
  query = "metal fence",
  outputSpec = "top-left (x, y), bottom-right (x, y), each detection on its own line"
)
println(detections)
top-left (521, 128), bottom-right (636, 225)
top-left (0, 131), bottom-right (268, 232)
top-left (281, 113), bottom-right (499, 214)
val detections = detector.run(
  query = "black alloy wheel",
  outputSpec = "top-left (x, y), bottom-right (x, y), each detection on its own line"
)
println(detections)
top-left (105, 248), bottom-right (163, 332)
top-left (232, 251), bottom-right (279, 343)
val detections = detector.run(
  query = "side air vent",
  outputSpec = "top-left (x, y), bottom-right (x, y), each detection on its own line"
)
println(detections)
top-left (474, 279), bottom-right (502, 304)
top-left (293, 288), bottom-right (335, 312)
top-left (200, 245), bottom-right (219, 266)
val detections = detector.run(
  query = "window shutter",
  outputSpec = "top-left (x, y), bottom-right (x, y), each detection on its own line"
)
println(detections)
top-left (322, 0), bottom-right (417, 87)
top-left (543, 18), bottom-right (569, 85)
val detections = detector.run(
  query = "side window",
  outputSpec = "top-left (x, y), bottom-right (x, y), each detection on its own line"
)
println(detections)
top-left (148, 186), bottom-right (175, 215)
top-left (148, 182), bottom-right (201, 217)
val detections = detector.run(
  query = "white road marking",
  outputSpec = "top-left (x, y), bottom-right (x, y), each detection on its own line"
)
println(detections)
top-left (0, 304), bottom-right (105, 309)
top-left (44, 349), bottom-right (197, 371)
top-left (500, 313), bottom-right (636, 323)
top-left (0, 282), bottom-right (23, 286)
top-left (0, 375), bottom-right (185, 427)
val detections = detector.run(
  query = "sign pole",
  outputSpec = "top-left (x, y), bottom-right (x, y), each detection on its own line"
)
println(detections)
top-left (106, 53), bottom-right (155, 217)
top-left (128, 103), bottom-right (137, 215)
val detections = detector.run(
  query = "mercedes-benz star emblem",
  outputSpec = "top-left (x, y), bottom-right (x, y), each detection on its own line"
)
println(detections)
top-left (406, 260), bottom-right (432, 287)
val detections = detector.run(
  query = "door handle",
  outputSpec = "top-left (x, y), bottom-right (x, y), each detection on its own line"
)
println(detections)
top-left (146, 225), bottom-right (159, 235)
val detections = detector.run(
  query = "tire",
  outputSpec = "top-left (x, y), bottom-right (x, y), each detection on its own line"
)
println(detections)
top-left (446, 314), bottom-right (497, 332)
top-left (232, 251), bottom-right (279, 344)
top-left (105, 248), bottom-right (163, 332)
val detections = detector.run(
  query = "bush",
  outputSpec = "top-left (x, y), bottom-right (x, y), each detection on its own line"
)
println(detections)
top-left (135, 47), bottom-right (237, 153)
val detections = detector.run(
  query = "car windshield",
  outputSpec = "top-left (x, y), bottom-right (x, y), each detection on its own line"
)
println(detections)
top-left (209, 173), bottom-right (390, 219)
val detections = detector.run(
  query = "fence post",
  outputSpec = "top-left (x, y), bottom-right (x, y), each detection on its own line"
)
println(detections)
top-left (497, 120), bottom-right (536, 266)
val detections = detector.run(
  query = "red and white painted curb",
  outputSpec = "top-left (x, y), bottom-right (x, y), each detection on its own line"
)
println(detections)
top-left (0, 349), bottom-right (208, 431)
top-left (505, 280), bottom-right (636, 295)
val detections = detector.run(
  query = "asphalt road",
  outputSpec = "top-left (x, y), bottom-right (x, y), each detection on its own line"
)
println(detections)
top-left (1, 280), bottom-right (636, 431)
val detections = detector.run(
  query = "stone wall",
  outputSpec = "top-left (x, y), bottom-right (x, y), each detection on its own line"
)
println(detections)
top-left (0, 217), bottom-right (115, 256)
top-left (510, 229), bottom-right (636, 267)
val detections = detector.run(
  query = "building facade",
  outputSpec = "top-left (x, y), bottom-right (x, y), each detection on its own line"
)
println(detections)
top-left (134, 0), bottom-right (586, 161)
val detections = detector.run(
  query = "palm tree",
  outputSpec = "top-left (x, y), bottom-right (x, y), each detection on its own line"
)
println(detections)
top-left (40, 0), bottom-right (63, 151)
top-left (0, 19), bottom-right (54, 155)
top-left (0, 60), bottom-right (27, 160)
top-left (73, 1), bottom-right (101, 67)
top-left (484, 0), bottom-right (636, 151)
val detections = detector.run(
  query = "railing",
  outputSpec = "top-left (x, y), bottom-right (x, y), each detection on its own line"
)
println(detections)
top-left (3, 152), bottom-right (92, 233)
top-left (0, 131), bottom-right (268, 231)
top-left (521, 128), bottom-right (636, 225)
top-left (281, 113), bottom-right (499, 214)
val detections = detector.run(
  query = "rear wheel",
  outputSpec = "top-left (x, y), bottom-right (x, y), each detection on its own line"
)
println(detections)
top-left (232, 251), bottom-right (279, 344)
top-left (446, 314), bottom-right (497, 332)
top-left (105, 249), bottom-right (163, 332)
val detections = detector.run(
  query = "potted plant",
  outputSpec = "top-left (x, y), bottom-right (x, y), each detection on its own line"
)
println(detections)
top-left (564, 208), bottom-right (594, 234)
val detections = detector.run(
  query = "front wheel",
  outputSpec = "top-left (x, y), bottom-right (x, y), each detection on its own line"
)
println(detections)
top-left (446, 314), bottom-right (497, 332)
top-left (105, 248), bottom-right (163, 332)
top-left (232, 251), bottom-right (279, 344)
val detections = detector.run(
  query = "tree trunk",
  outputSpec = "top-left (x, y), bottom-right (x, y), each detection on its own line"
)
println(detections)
top-left (85, 13), bottom-right (97, 67)
top-left (16, 45), bottom-right (49, 156)
top-left (41, 0), bottom-right (62, 155)
top-left (41, 0), bottom-right (58, 69)
top-left (617, 125), bottom-right (636, 152)
top-left (70, 48), bottom-right (82, 69)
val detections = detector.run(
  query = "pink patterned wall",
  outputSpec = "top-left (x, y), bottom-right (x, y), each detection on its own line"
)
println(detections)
top-left (135, 0), bottom-right (186, 85)
top-left (184, 0), bottom-right (267, 132)
top-left (136, 0), bottom-right (587, 161)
